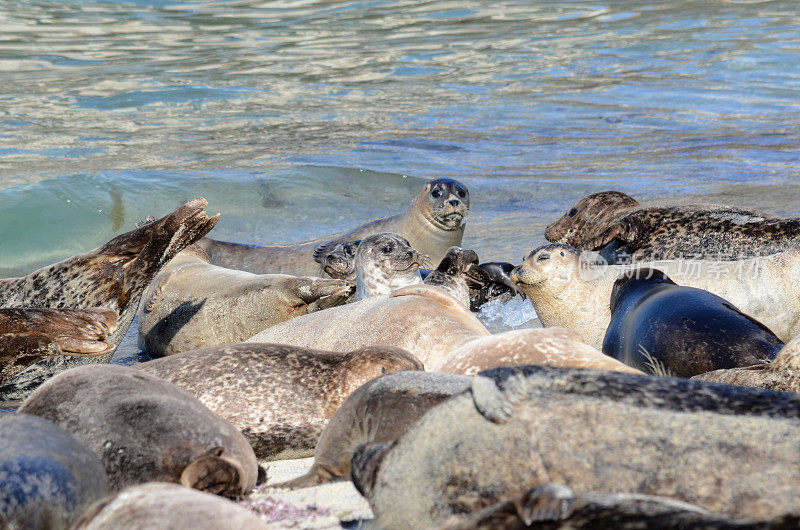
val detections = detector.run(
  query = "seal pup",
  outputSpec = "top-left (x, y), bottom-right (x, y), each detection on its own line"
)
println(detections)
top-left (693, 333), bottom-right (800, 392)
top-left (545, 190), bottom-right (800, 261)
top-left (137, 244), bottom-right (353, 356)
top-left (72, 482), bottom-right (267, 530)
top-left (135, 343), bottom-right (423, 460)
top-left (603, 268), bottom-right (783, 377)
top-left (422, 246), bottom-right (489, 308)
top-left (198, 178), bottom-right (469, 276)
top-left (314, 239), bottom-right (361, 280)
top-left (18, 364), bottom-right (259, 497)
top-left (351, 364), bottom-right (800, 528)
top-left (0, 198), bottom-right (219, 402)
top-left (352, 233), bottom-right (424, 301)
top-left (270, 371), bottom-right (471, 489)
top-left (0, 414), bottom-right (110, 530)
top-left (512, 244), bottom-right (800, 348)
top-left (0, 307), bottom-right (118, 384)
top-left (470, 262), bottom-right (525, 310)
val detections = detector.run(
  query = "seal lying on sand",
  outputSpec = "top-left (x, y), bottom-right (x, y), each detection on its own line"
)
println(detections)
top-left (18, 364), bottom-right (258, 497)
top-left (351, 364), bottom-right (800, 528)
top-left (693, 334), bottom-right (800, 392)
top-left (72, 482), bottom-right (267, 530)
top-left (0, 414), bottom-right (110, 530)
top-left (198, 178), bottom-right (469, 276)
top-left (512, 244), bottom-right (800, 348)
top-left (0, 198), bottom-right (219, 402)
top-left (270, 371), bottom-right (471, 489)
top-left (544, 190), bottom-right (800, 261)
top-left (0, 307), bottom-right (118, 384)
top-left (603, 269), bottom-right (782, 377)
top-left (352, 233), bottom-right (423, 301)
top-left (248, 284), bottom-right (637, 374)
top-left (136, 343), bottom-right (422, 460)
top-left (137, 245), bottom-right (352, 357)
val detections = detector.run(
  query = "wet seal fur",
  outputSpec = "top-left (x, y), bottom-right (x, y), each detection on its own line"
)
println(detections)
top-left (18, 364), bottom-right (258, 497)
top-left (603, 268), bottom-right (783, 377)
top-left (137, 244), bottom-right (352, 356)
top-left (512, 244), bottom-right (800, 349)
top-left (0, 198), bottom-right (219, 403)
top-left (72, 482), bottom-right (267, 530)
top-left (352, 364), bottom-right (800, 528)
top-left (0, 414), bottom-right (110, 530)
top-left (198, 178), bottom-right (469, 276)
top-left (136, 343), bottom-right (423, 460)
top-left (545, 190), bottom-right (800, 261)
top-left (270, 371), bottom-right (471, 489)
top-left (0, 307), bottom-right (118, 384)
top-left (352, 233), bottom-right (423, 301)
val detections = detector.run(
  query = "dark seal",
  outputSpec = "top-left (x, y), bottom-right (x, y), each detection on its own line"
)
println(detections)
top-left (603, 268), bottom-right (783, 377)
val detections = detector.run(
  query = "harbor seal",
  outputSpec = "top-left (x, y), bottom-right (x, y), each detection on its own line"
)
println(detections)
top-left (313, 239), bottom-right (361, 280)
top-left (137, 244), bottom-right (352, 356)
top-left (0, 307), bottom-right (118, 384)
top-left (248, 284), bottom-right (637, 374)
top-left (198, 178), bottom-right (469, 276)
top-left (511, 244), bottom-right (800, 348)
top-left (351, 364), bottom-right (800, 528)
top-left (0, 198), bottom-right (219, 402)
top-left (603, 268), bottom-right (783, 377)
top-left (545, 190), bottom-right (800, 261)
top-left (270, 371), bottom-right (471, 489)
top-left (135, 343), bottom-right (423, 460)
top-left (0, 414), bottom-right (110, 530)
top-left (422, 246), bottom-right (489, 308)
top-left (352, 233), bottom-right (423, 301)
top-left (18, 364), bottom-right (259, 496)
top-left (72, 482), bottom-right (267, 530)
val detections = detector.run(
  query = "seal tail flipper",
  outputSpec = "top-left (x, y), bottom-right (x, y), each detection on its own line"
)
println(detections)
top-left (181, 446), bottom-right (243, 498)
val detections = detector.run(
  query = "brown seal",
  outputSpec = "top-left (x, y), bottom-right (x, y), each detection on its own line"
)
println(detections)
top-left (0, 198), bottom-right (219, 402)
top-left (72, 482), bottom-right (267, 530)
top-left (545, 190), bottom-right (800, 261)
top-left (18, 364), bottom-right (258, 497)
top-left (198, 178), bottom-right (469, 276)
top-left (135, 342), bottom-right (423, 460)
top-left (269, 371), bottom-right (471, 489)
top-left (137, 244), bottom-right (352, 357)
top-left (351, 364), bottom-right (800, 528)
top-left (352, 233), bottom-right (424, 301)
top-left (314, 239), bottom-right (361, 280)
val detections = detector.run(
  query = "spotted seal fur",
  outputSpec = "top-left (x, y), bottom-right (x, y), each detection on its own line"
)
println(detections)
top-left (314, 239), bottom-right (361, 280)
top-left (351, 364), bottom-right (800, 528)
top-left (135, 342), bottom-right (422, 460)
top-left (198, 178), bottom-right (469, 276)
top-left (352, 233), bottom-right (423, 301)
top-left (545, 190), bottom-right (800, 261)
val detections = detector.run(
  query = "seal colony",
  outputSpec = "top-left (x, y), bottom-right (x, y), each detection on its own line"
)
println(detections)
top-left (5, 180), bottom-right (800, 528)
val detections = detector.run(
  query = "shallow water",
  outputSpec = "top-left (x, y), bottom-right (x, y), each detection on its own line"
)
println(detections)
top-left (2, 1), bottom-right (800, 357)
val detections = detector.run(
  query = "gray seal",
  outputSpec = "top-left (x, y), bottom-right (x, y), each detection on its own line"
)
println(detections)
top-left (352, 233), bottom-right (423, 301)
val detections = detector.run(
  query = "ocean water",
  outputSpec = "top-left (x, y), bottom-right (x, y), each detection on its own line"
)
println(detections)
top-left (2, 0), bottom-right (800, 353)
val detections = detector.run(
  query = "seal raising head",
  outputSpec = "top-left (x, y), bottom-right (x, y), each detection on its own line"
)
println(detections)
top-left (354, 233), bottom-right (424, 300)
top-left (423, 246), bottom-right (489, 308)
top-left (545, 191), bottom-right (639, 247)
top-left (313, 239), bottom-right (361, 281)
top-left (414, 178), bottom-right (470, 231)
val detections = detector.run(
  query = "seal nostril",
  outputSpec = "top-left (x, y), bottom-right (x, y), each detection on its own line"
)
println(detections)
top-left (447, 199), bottom-right (460, 207)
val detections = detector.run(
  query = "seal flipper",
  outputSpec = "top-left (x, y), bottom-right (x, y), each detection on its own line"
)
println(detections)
top-left (470, 372), bottom-right (530, 424)
top-left (269, 462), bottom-right (339, 490)
top-left (584, 217), bottom-right (643, 251)
top-left (515, 483), bottom-right (576, 524)
top-left (180, 446), bottom-right (243, 498)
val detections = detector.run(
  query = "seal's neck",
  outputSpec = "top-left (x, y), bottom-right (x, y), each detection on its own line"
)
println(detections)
top-left (423, 271), bottom-right (470, 308)
top-left (354, 266), bottom-right (423, 301)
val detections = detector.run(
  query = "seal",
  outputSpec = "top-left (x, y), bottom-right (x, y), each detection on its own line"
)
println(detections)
top-left (0, 198), bottom-right (219, 402)
top-left (0, 307), bottom-right (118, 384)
top-left (248, 284), bottom-right (637, 374)
top-left (18, 364), bottom-right (259, 497)
top-left (0, 413), bottom-right (110, 530)
top-left (314, 239), bottom-right (361, 280)
top-left (72, 482), bottom-right (267, 530)
top-left (470, 262), bottom-right (525, 310)
top-left (135, 342), bottom-right (423, 460)
top-left (137, 244), bottom-right (352, 357)
top-left (545, 190), bottom-right (800, 261)
top-left (603, 268), bottom-right (783, 377)
top-left (422, 246), bottom-right (489, 308)
top-left (512, 244), bottom-right (800, 348)
top-left (269, 371), bottom-right (471, 489)
top-left (351, 364), bottom-right (800, 528)
top-left (352, 233), bottom-right (423, 301)
top-left (692, 333), bottom-right (800, 392)
top-left (197, 178), bottom-right (469, 276)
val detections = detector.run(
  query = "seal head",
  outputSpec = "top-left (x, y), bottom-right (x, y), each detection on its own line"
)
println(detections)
top-left (354, 233), bottom-right (424, 300)
top-left (313, 239), bottom-right (361, 280)
top-left (423, 246), bottom-right (488, 308)
top-left (413, 178), bottom-right (470, 231)
top-left (545, 191), bottom-right (639, 247)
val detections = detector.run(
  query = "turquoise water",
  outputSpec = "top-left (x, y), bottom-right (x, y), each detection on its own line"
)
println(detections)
top-left (2, 0), bottom-right (800, 279)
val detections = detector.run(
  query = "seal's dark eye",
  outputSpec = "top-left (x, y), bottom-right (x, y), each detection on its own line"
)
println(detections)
top-left (382, 245), bottom-right (393, 254)
top-left (381, 366), bottom-right (386, 374)
top-left (568, 208), bottom-right (578, 217)
top-left (536, 253), bottom-right (550, 262)
top-left (346, 247), bottom-right (356, 256)
top-left (560, 251), bottom-right (565, 257)
top-left (431, 189), bottom-right (442, 198)
top-left (456, 187), bottom-right (466, 198)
